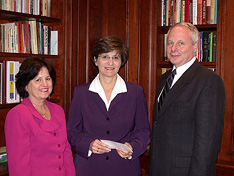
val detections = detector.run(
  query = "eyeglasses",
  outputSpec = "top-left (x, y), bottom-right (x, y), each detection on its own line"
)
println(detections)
top-left (98, 55), bottom-right (121, 61)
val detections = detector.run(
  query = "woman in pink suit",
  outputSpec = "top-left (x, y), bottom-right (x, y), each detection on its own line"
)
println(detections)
top-left (5, 57), bottom-right (75, 176)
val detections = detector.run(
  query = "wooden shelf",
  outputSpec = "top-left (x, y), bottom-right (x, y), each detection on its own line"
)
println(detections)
top-left (158, 24), bottom-right (217, 32)
top-left (0, 9), bottom-right (60, 23)
top-left (0, 52), bottom-right (59, 58)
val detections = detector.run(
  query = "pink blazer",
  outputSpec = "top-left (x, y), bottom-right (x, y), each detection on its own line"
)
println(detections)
top-left (5, 98), bottom-right (75, 176)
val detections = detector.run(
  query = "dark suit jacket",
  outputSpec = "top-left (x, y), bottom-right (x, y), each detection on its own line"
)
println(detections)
top-left (67, 82), bottom-right (151, 176)
top-left (149, 60), bottom-right (225, 176)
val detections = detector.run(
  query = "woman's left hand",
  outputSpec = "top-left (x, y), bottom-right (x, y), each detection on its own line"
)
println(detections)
top-left (116, 142), bottom-right (133, 159)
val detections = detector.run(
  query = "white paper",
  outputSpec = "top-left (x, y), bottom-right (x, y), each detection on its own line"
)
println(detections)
top-left (100, 140), bottom-right (133, 153)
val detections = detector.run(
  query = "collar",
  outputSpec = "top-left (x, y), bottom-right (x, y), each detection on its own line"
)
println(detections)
top-left (89, 74), bottom-right (127, 110)
top-left (171, 57), bottom-right (196, 87)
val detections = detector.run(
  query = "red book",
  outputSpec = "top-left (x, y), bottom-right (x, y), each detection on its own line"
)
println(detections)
top-left (185, 0), bottom-right (190, 22)
top-left (197, 0), bottom-right (203, 24)
top-left (202, 0), bottom-right (207, 24)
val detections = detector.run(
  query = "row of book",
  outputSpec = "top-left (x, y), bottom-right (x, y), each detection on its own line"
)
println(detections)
top-left (0, 21), bottom-right (58, 55)
top-left (164, 31), bottom-right (216, 62)
top-left (0, 60), bottom-right (21, 104)
top-left (1, 0), bottom-right (51, 16)
top-left (162, 0), bottom-right (217, 26)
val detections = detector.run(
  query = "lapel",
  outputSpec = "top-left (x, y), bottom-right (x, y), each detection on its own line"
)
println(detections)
top-left (157, 60), bottom-right (201, 118)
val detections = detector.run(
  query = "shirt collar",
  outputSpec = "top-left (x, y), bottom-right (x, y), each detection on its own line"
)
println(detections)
top-left (89, 74), bottom-right (127, 110)
top-left (172, 57), bottom-right (196, 77)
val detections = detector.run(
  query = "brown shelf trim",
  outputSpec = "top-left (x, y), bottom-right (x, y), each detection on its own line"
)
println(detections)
top-left (0, 52), bottom-right (59, 58)
top-left (158, 24), bottom-right (217, 31)
top-left (0, 9), bottom-right (61, 23)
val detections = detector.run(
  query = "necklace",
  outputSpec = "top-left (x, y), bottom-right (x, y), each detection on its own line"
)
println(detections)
top-left (42, 114), bottom-right (46, 118)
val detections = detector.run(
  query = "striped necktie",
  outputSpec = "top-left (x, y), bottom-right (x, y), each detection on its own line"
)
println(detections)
top-left (158, 69), bottom-right (177, 111)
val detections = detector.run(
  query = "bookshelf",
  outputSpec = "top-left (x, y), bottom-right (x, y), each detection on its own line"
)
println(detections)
top-left (155, 0), bottom-right (218, 85)
top-left (0, 0), bottom-right (65, 175)
top-left (153, 0), bottom-right (234, 175)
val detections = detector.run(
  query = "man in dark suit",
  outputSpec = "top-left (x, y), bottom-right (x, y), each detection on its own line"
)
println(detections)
top-left (149, 22), bottom-right (226, 176)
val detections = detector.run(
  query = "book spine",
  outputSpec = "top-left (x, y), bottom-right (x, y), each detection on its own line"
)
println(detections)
top-left (200, 31), bottom-right (203, 62)
top-left (175, 0), bottom-right (181, 23)
top-left (212, 32), bottom-right (217, 62)
top-left (202, 0), bottom-right (207, 24)
top-left (206, 0), bottom-right (211, 24)
top-left (193, 0), bottom-right (197, 25)
top-left (210, 0), bottom-right (215, 24)
top-left (214, 0), bottom-right (217, 24)
top-left (209, 32), bottom-right (213, 62)
top-left (202, 32), bottom-right (209, 62)
top-left (184, 0), bottom-right (190, 22)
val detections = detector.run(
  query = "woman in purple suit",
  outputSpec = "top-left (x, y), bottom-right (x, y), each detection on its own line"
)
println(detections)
top-left (67, 36), bottom-right (151, 176)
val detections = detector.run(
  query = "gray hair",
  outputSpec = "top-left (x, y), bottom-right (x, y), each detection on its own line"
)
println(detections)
top-left (167, 22), bottom-right (199, 45)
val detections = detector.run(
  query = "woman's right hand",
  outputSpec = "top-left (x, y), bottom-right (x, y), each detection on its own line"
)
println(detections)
top-left (89, 139), bottom-right (111, 154)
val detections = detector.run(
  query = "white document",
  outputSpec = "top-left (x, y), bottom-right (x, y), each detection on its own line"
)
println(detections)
top-left (100, 140), bottom-right (133, 153)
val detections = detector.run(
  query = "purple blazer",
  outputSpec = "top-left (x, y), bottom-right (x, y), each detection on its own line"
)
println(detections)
top-left (67, 82), bottom-right (151, 176)
top-left (5, 98), bottom-right (75, 176)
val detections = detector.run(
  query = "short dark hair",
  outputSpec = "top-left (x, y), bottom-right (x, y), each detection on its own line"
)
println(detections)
top-left (16, 57), bottom-right (56, 98)
top-left (91, 35), bottom-right (129, 67)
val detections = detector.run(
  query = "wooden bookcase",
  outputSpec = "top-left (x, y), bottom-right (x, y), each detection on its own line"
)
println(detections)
top-left (0, 0), bottom-right (65, 175)
top-left (153, 0), bottom-right (234, 175)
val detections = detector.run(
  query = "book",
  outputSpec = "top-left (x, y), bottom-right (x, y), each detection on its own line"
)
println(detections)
top-left (6, 61), bottom-right (15, 103)
top-left (206, 0), bottom-right (211, 24)
top-left (162, 0), bottom-right (167, 26)
top-left (50, 30), bottom-right (58, 55)
top-left (6, 60), bottom-right (20, 103)
top-left (210, 0), bottom-right (215, 24)
top-left (175, 0), bottom-right (182, 23)
top-left (202, 32), bottom-right (210, 62)
top-left (202, 0), bottom-right (207, 24)
top-left (199, 31), bottom-right (203, 62)
top-left (209, 32), bottom-right (213, 62)
top-left (214, 0), bottom-right (217, 24)
top-left (212, 32), bottom-right (217, 62)
top-left (44, 25), bottom-right (48, 54)
top-left (193, 0), bottom-right (198, 24)
top-left (181, 0), bottom-right (185, 22)
top-left (197, 0), bottom-right (203, 24)
top-left (0, 60), bottom-right (6, 104)
top-left (184, 0), bottom-right (190, 22)
top-left (166, 0), bottom-right (171, 26)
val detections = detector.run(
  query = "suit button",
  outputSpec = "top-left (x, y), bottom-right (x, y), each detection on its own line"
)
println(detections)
top-left (58, 167), bottom-right (62, 171)
top-left (58, 144), bottom-right (61, 147)
top-left (106, 156), bottom-right (109, 160)
top-left (106, 117), bottom-right (110, 121)
top-left (58, 155), bottom-right (62, 159)
top-left (106, 131), bottom-right (110, 134)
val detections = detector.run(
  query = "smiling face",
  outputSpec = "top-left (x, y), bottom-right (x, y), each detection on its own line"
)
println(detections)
top-left (26, 67), bottom-right (53, 102)
top-left (166, 25), bottom-right (198, 68)
top-left (94, 50), bottom-right (122, 79)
